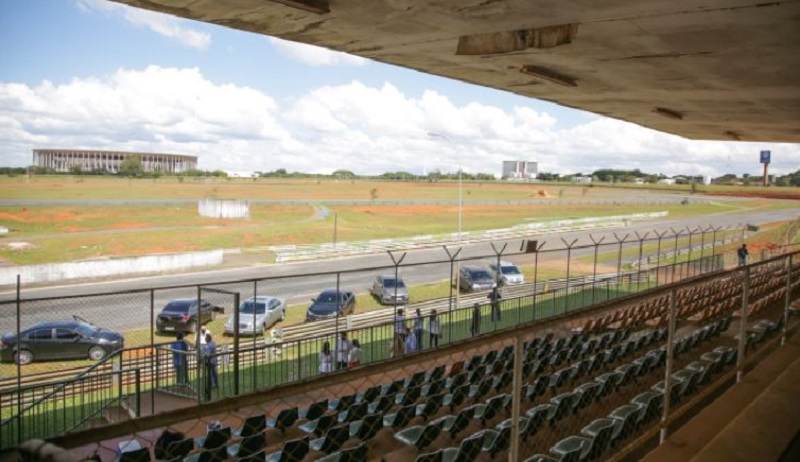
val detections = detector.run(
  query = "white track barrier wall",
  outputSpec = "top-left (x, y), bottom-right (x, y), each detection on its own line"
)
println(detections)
top-left (198, 199), bottom-right (250, 218)
top-left (0, 250), bottom-right (223, 287)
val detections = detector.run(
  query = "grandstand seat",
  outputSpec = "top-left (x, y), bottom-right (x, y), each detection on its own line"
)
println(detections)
top-left (614, 364), bottom-right (636, 387)
top-left (338, 401), bottom-right (368, 424)
top-left (495, 416), bottom-right (529, 440)
top-left (673, 369), bottom-right (700, 397)
top-left (608, 404), bottom-right (641, 443)
top-left (310, 426), bottom-right (349, 454)
top-left (468, 378), bottom-right (494, 403)
top-left (493, 371), bottom-right (513, 392)
top-left (549, 368), bottom-right (570, 392)
top-left (630, 391), bottom-right (662, 425)
top-left (118, 447), bottom-right (150, 462)
top-left (416, 449), bottom-right (444, 462)
top-left (234, 414), bottom-right (266, 438)
top-left (397, 386), bottom-right (422, 406)
top-left (349, 412), bottom-right (383, 441)
top-left (525, 404), bottom-right (550, 432)
top-left (550, 392), bottom-right (576, 422)
top-left (523, 455), bottom-right (559, 462)
top-left (330, 394), bottom-right (357, 413)
top-left (574, 382), bottom-right (599, 409)
top-left (299, 413), bottom-right (336, 437)
top-left (357, 385), bottom-right (381, 404)
top-left (685, 361), bottom-right (713, 384)
top-left (227, 432), bottom-right (266, 458)
top-left (395, 422), bottom-right (443, 450)
top-left (193, 426), bottom-right (231, 451)
top-left (235, 450), bottom-right (266, 462)
top-left (471, 394), bottom-right (506, 425)
top-left (594, 371), bottom-right (622, 393)
top-left (266, 408), bottom-right (296, 435)
top-left (367, 395), bottom-right (393, 414)
top-left (427, 365), bottom-right (447, 383)
top-left (265, 436), bottom-right (309, 462)
top-left (446, 372), bottom-right (468, 390)
top-left (550, 435), bottom-right (592, 462)
top-left (444, 384), bottom-right (469, 412)
top-left (416, 393), bottom-right (445, 421)
top-left (441, 432), bottom-right (484, 462)
top-left (525, 375), bottom-right (549, 402)
top-left (384, 404), bottom-right (416, 429)
top-left (381, 381), bottom-right (402, 396)
top-left (160, 437), bottom-right (193, 460)
top-left (315, 443), bottom-right (368, 462)
top-left (434, 407), bottom-right (473, 438)
top-left (579, 417), bottom-right (616, 459)
top-left (405, 371), bottom-right (428, 389)
top-left (651, 378), bottom-right (685, 407)
top-left (299, 400), bottom-right (329, 421)
top-left (191, 446), bottom-right (228, 462)
top-left (480, 426), bottom-right (511, 459)
top-left (423, 378), bottom-right (446, 397)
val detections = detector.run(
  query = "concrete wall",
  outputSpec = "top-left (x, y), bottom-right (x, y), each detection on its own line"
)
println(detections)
top-left (198, 199), bottom-right (250, 218)
top-left (0, 250), bottom-right (223, 287)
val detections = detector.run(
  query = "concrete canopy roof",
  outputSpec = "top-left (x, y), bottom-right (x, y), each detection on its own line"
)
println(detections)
top-left (112, 0), bottom-right (800, 142)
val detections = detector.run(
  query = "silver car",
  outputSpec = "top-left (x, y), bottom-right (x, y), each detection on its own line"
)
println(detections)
top-left (224, 296), bottom-right (286, 336)
top-left (489, 260), bottom-right (525, 286)
top-left (370, 275), bottom-right (409, 305)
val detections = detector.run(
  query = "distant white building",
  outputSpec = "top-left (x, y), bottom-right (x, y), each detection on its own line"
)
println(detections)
top-left (658, 178), bottom-right (676, 185)
top-left (502, 161), bottom-right (538, 180)
top-left (573, 176), bottom-right (592, 183)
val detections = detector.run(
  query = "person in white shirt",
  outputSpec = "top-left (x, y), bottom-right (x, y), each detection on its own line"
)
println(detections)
top-left (348, 339), bottom-right (363, 368)
top-left (335, 332), bottom-right (352, 371)
top-left (319, 341), bottom-right (333, 374)
top-left (429, 309), bottom-right (441, 348)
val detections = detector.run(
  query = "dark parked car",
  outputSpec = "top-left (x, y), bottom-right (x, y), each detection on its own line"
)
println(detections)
top-left (458, 265), bottom-right (495, 292)
top-left (306, 290), bottom-right (356, 321)
top-left (156, 298), bottom-right (221, 334)
top-left (370, 275), bottom-right (409, 305)
top-left (1, 316), bottom-right (124, 365)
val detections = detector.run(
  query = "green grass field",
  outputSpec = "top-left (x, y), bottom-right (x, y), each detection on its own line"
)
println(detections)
top-left (1, 176), bottom-right (795, 265)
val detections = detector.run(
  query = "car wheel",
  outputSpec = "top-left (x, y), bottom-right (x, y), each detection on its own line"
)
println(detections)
top-left (15, 350), bottom-right (33, 365)
top-left (88, 346), bottom-right (107, 361)
top-left (187, 321), bottom-right (197, 333)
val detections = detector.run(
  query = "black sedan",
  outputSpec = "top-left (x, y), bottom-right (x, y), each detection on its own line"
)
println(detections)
top-left (0, 316), bottom-right (124, 365)
top-left (306, 290), bottom-right (356, 321)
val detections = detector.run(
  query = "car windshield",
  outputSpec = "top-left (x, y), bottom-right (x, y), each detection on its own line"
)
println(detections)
top-left (240, 301), bottom-right (267, 314)
top-left (317, 293), bottom-right (341, 304)
top-left (501, 266), bottom-right (521, 275)
top-left (472, 270), bottom-right (492, 279)
top-left (163, 301), bottom-right (192, 313)
top-left (383, 278), bottom-right (405, 289)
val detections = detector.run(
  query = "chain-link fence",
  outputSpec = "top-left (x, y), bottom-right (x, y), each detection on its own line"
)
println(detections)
top-left (12, 249), bottom-right (797, 461)
top-left (0, 226), bottom-right (793, 450)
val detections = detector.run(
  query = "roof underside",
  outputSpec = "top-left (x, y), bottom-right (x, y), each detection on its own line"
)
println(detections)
top-left (112, 0), bottom-right (800, 142)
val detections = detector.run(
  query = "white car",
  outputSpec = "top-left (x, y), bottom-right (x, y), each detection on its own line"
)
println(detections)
top-left (489, 260), bottom-right (525, 286)
top-left (224, 296), bottom-right (286, 336)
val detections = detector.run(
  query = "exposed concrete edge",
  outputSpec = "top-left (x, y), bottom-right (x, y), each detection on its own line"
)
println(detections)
top-left (642, 327), bottom-right (800, 462)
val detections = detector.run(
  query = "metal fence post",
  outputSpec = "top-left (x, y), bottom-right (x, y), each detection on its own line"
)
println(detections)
top-left (670, 228), bottom-right (682, 284)
top-left (737, 266), bottom-right (751, 383)
top-left (510, 333), bottom-right (524, 462)
top-left (654, 230), bottom-right (667, 287)
top-left (15, 274), bottom-right (21, 445)
top-left (149, 289), bottom-right (155, 416)
top-left (561, 238), bottom-right (578, 314)
top-left (660, 287), bottom-right (678, 443)
top-left (490, 242), bottom-right (508, 328)
top-left (782, 254), bottom-right (793, 346)
top-left (233, 292), bottom-right (240, 396)
top-left (589, 235), bottom-right (605, 305)
top-left (635, 231), bottom-right (649, 292)
top-left (443, 246), bottom-right (462, 342)
top-left (613, 232), bottom-right (630, 298)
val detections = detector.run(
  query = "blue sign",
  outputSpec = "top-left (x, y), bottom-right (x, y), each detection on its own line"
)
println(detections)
top-left (760, 150), bottom-right (771, 164)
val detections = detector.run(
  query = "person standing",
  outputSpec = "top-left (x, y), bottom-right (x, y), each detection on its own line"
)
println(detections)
top-left (737, 244), bottom-right (749, 267)
top-left (348, 339), bottom-right (363, 368)
top-left (404, 327), bottom-right (418, 353)
top-left (471, 303), bottom-right (481, 336)
top-left (202, 332), bottom-right (218, 400)
top-left (413, 308), bottom-right (424, 350)
top-left (319, 341), bottom-right (333, 374)
top-left (171, 332), bottom-right (188, 386)
top-left (489, 286), bottom-right (502, 322)
top-left (392, 308), bottom-right (406, 357)
top-left (335, 332), bottom-right (352, 371)
top-left (429, 309), bottom-right (441, 348)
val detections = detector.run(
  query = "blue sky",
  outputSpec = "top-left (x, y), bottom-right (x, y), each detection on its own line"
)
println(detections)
top-left (1, 0), bottom-right (798, 177)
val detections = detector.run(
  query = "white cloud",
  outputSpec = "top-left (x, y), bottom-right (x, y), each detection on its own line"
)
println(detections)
top-left (1, 66), bottom-right (798, 178)
top-left (267, 37), bottom-right (368, 67)
top-left (74, 0), bottom-right (211, 50)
